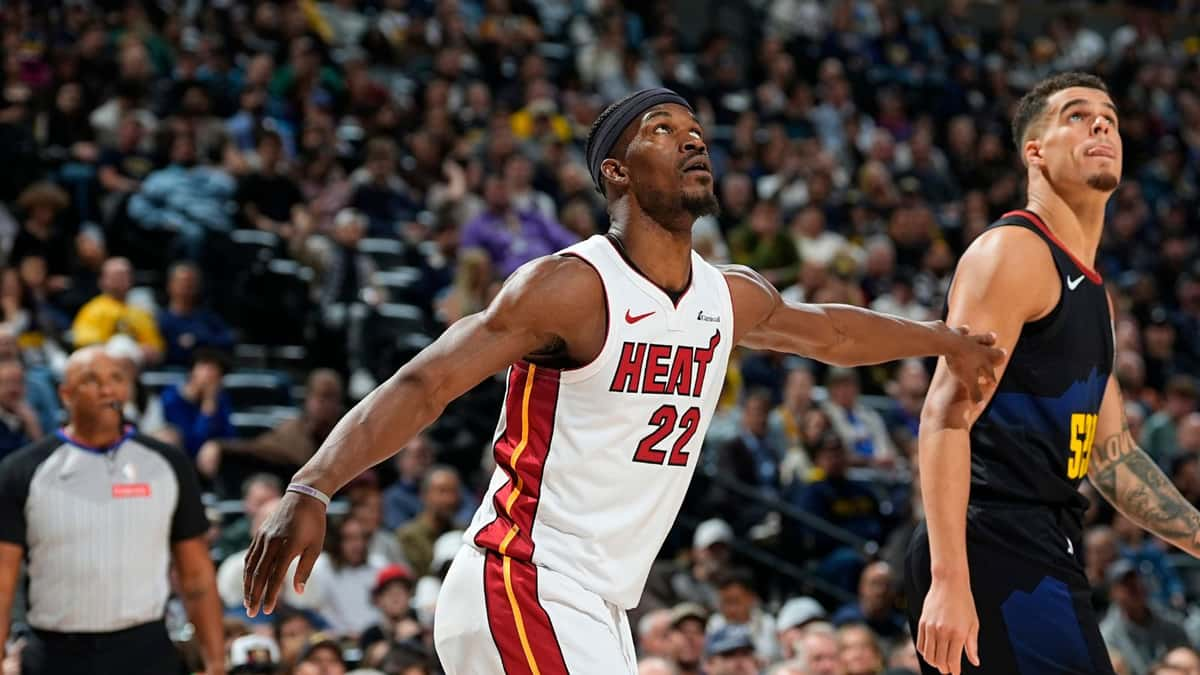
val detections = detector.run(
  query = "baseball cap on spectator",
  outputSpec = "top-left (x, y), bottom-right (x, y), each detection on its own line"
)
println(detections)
top-left (777, 596), bottom-right (827, 632)
top-left (705, 624), bottom-right (755, 657)
top-left (431, 530), bottom-right (464, 574)
top-left (693, 518), bottom-right (733, 550)
top-left (1106, 559), bottom-right (1139, 586)
top-left (669, 602), bottom-right (709, 628)
top-left (105, 334), bottom-right (144, 368)
top-left (1148, 306), bottom-right (1172, 327)
top-left (372, 563), bottom-right (414, 597)
top-left (229, 634), bottom-right (280, 674)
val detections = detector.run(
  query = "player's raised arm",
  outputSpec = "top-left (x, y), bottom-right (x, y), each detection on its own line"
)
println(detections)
top-left (1089, 374), bottom-right (1200, 555)
top-left (913, 227), bottom-right (1056, 675)
top-left (242, 255), bottom-right (602, 617)
top-left (723, 265), bottom-right (1005, 401)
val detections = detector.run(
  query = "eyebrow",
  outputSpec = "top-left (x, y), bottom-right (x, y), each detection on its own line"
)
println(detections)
top-left (1060, 98), bottom-right (1119, 117)
top-left (642, 109), bottom-right (702, 125)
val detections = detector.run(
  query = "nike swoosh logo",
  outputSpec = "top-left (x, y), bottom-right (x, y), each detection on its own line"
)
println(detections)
top-left (1067, 275), bottom-right (1085, 290)
top-left (625, 309), bottom-right (655, 324)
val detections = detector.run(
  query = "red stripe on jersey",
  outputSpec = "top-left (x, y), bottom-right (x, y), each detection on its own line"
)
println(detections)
top-left (474, 363), bottom-right (561, 561)
top-left (483, 551), bottom-right (569, 675)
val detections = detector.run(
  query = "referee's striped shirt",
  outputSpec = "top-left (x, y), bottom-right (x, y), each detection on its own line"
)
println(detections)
top-left (0, 428), bottom-right (207, 633)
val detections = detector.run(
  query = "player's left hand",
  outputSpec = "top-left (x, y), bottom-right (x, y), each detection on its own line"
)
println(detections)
top-left (943, 324), bottom-right (1005, 403)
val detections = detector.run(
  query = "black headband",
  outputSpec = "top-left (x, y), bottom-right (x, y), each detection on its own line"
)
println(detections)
top-left (586, 88), bottom-right (693, 196)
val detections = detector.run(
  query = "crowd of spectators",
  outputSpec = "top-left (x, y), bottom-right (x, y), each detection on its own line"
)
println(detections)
top-left (2, 0), bottom-right (1200, 674)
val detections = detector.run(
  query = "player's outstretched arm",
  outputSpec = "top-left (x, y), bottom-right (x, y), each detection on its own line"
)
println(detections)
top-left (911, 228), bottom-right (1056, 675)
top-left (242, 255), bottom-right (601, 617)
top-left (723, 265), bottom-right (1005, 401)
top-left (1089, 375), bottom-right (1200, 555)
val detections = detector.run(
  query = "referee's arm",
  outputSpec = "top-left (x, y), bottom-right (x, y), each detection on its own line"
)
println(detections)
top-left (0, 449), bottom-right (29, 664)
top-left (165, 444), bottom-right (224, 674)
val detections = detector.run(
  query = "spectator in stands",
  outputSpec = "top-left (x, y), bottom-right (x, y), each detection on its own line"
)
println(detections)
top-left (1102, 561), bottom-right (1190, 675)
top-left (704, 624), bottom-right (761, 675)
top-left (869, 269), bottom-right (929, 323)
top-left (1113, 513), bottom-right (1186, 611)
top-left (70, 256), bottom-right (165, 363)
top-left (505, 153), bottom-right (556, 221)
top-left (434, 247), bottom-right (494, 326)
top-left (0, 329), bottom-right (59, 434)
top-left (236, 128), bottom-right (309, 237)
top-left (161, 348), bottom-right (235, 459)
top-left (641, 519), bottom-right (733, 622)
top-left (887, 641), bottom-right (922, 675)
top-left (792, 206), bottom-right (849, 268)
top-left (839, 623), bottom-right (885, 675)
top-left (770, 367), bottom-right (817, 487)
top-left (214, 474), bottom-right (283, 563)
top-left (1175, 412), bottom-right (1200, 456)
top-left (668, 603), bottom-right (709, 675)
top-left (9, 181), bottom-right (73, 283)
top-left (321, 515), bottom-right (387, 638)
top-left (1, 261), bottom-right (69, 374)
top-left (729, 198), bottom-right (799, 290)
top-left (345, 471), bottom-right (407, 565)
top-left (831, 562), bottom-right (906, 643)
top-left (821, 368), bottom-right (895, 467)
top-left (776, 597), bottom-right (828, 660)
top-left (789, 432), bottom-right (881, 591)
top-left (350, 137), bottom-right (417, 237)
top-left (196, 369), bottom-right (345, 479)
top-left (157, 262), bottom-right (234, 368)
top-left (96, 112), bottom-right (154, 222)
top-left (638, 609), bottom-right (675, 660)
top-left (792, 623), bottom-right (846, 675)
top-left (104, 334), bottom-right (169, 440)
top-left (295, 634), bottom-right (348, 675)
top-left (714, 389), bottom-right (781, 527)
top-left (1142, 375), bottom-right (1198, 465)
top-left (273, 606), bottom-right (321, 675)
top-left (1144, 308), bottom-right (1183, 393)
top-left (1172, 453), bottom-right (1200, 509)
top-left (127, 128), bottom-right (236, 260)
top-left (396, 465), bottom-right (464, 577)
top-left (708, 568), bottom-right (779, 662)
top-left (459, 174), bottom-right (578, 280)
top-left (359, 563), bottom-right (417, 652)
top-left (884, 359), bottom-right (929, 458)
top-left (0, 358), bottom-right (41, 460)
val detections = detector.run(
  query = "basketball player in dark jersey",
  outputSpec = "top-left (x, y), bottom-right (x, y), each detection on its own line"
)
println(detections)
top-left (906, 72), bottom-right (1200, 675)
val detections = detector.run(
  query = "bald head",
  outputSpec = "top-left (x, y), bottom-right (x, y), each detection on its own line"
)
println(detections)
top-left (60, 346), bottom-right (129, 430)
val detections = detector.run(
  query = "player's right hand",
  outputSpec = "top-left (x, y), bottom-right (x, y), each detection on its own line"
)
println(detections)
top-left (917, 576), bottom-right (980, 675)
top-left (242, 491), bottom-right (327, 617)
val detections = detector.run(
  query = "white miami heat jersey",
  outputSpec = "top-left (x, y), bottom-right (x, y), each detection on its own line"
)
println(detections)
top-left (464, 234), bottom-right (734, 609)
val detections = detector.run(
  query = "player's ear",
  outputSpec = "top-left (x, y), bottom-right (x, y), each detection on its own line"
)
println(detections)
top-left (1024, 138), bottom-right (1044, 168)
top-left (601, 158), bottom-right (629, 191)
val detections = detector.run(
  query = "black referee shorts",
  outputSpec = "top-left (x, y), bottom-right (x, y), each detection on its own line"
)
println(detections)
top-left (21, 619), bottom-right (185, 675)
top-left (904, 503), bottom-right (1117, 675)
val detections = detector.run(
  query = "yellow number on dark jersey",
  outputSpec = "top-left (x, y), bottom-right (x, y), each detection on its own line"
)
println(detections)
top-left (1068, 413), bottom-right (1098, 479)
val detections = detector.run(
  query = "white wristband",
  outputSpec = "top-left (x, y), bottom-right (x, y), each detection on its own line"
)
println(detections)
top-left (286, 483), bottom-right (331, 507)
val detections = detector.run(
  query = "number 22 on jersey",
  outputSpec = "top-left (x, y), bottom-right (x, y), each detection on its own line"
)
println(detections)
top-left (1067, 412), bottom-right (1098, 479)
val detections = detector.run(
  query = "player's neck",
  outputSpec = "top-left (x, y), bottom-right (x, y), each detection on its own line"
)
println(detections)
top-left (608, 214), bottom-right (693, 293)
top-left (1025, 187), bottom-right (1107, 267)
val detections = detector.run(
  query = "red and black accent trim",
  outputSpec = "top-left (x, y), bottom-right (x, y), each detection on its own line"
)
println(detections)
top-left (1002, 209), bottom-right (1102, 284)
top-left (473, 363), bottom-right (561, 562)
top-left (482, 550), bottom-right (570, 675)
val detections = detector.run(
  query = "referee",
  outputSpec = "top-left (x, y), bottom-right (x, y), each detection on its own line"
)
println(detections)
top-left (0, 346), bottom-right (223, 674)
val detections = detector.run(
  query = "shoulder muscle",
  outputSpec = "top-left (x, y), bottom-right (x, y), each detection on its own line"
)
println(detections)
top-left (719, 264), bottom-right (780, 344)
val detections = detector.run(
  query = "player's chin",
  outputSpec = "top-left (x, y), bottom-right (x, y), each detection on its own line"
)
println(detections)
top-left (681, 186), bottom-right (720, 218)
top-left (1085, 171), bottom-right (1120, 192)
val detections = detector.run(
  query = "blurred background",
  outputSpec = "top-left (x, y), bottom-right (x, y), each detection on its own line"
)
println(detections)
top-left (0, 0), bottom-right (1199, 674)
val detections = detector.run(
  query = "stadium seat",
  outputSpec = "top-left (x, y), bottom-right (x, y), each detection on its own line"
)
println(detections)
top-left (140, 370), bottom-right (187, 395)
top-left (359, 238), bottom-right (409, 269)
top-left (374, 267), bottom-right (426, 305)
top-left (222, 371), bottom-right (293, 410)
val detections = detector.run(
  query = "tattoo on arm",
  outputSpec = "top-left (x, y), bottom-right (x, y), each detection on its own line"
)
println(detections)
top-left (1090, 412), bottom-right (1200, 547)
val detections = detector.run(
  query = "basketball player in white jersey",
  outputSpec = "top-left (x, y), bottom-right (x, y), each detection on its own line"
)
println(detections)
top-left (242, 88), bottom-right (1004, 674)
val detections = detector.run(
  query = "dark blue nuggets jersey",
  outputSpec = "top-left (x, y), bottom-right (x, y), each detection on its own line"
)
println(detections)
top-left (965, 210), bottom-right (1114, 517)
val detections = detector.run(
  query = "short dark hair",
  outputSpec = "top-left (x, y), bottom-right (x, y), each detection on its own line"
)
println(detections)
top-left (714, 567), bottom-right (756, 593)
top-left (1011, 72), bottom-right (1109, 155)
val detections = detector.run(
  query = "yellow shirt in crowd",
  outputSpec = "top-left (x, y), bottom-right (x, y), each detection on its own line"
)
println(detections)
top-left (71, 295), bottom-right (165, 351)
